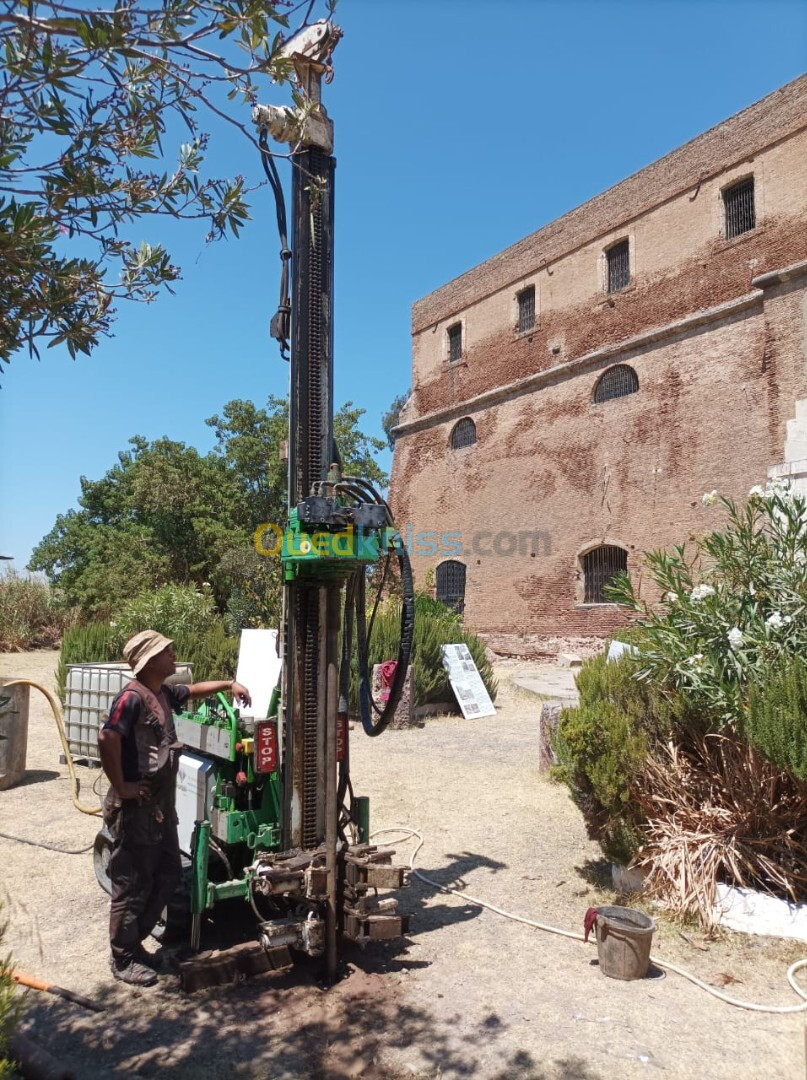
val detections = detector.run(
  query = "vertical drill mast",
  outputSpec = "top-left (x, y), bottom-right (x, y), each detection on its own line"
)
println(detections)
top-left (252, 22), bottom-right (410, 983)
top-left (285, 144), bottom-right (336, 851)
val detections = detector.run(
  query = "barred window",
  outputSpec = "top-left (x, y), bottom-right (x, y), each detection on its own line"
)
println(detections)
top-left (606, 240), bottom-right (630, 293)
top-left (450, 417), bottom-right (476, 449)
top-left (517, 286), bottom-right (536, 333)
top-left (724, 177), bottom-right (755, 240)
top-left (447, 323), bottom-right (462, 362)
top-left (593, 364), bottom-right (639, 403)
top-left (582, 546), bottom-right (627, 604)
top-left (436, 560), bottom-right (466, 614)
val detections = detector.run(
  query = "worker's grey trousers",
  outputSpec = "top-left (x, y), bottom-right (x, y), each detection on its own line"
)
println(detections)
top-left (107, 798), bottom-right (181, 962)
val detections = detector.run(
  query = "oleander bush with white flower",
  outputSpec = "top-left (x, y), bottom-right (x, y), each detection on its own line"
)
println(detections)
top-left (607, 479), bottom-right (807, 729)
top-left (553, 479), bottom-right (807, 925)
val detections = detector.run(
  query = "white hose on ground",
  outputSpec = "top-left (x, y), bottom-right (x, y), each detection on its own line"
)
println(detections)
top-left (371, 826), bottom-right (807, 1014)
top-left (6, 679), bottom-right (102, 817)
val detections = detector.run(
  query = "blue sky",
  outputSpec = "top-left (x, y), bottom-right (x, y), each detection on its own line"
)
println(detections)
top-left (1, 0), bottom-right (805, 570)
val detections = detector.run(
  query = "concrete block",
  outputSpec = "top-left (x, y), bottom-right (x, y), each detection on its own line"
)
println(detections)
top-left (538, 702), bottom-right (563, 771)
top-left (0, 679), bottom-right (29, 790)
top-left (371, 663), bottom-right (415, 729)
top-left (557, 653), bottom-right (583, 669)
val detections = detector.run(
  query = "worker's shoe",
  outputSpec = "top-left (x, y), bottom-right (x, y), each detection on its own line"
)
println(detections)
top-left (134, 943), bottom-right (164, 972)
top-left (109, 955), bottom-right (158, 987)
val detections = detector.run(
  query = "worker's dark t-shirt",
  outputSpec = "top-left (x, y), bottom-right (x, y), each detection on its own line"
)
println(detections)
top-left (103, 682), bottom-right (190, 782)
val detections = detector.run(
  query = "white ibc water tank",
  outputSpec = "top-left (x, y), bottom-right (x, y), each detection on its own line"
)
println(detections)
top-left (64, 662), bottom-right (193, 763)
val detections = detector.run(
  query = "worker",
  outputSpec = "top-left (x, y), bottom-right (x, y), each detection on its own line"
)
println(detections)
top-left (98, 629), bottom-right (252, 987)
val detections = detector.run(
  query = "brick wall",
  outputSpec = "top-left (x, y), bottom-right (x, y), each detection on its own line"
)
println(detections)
top-left (390, 77), bottom-right (807, 643)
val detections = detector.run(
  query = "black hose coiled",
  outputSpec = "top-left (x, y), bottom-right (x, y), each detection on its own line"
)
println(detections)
top-left (353, 539), bottom-right (415, 737)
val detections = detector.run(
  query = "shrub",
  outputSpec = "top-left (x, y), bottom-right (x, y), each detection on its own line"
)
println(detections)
top-left (0, 909), bottom-right (20, 1078)
top-left (553, 480), bottom-right (807, 921)
top-left (745, 654), bottom-right (807, 781)
top-left (607, 481), bottom-right (807, 726)
top-left (359, 593), bottom-right (497, 707)
top-left (56, 621), bottom-right (117, 701)
top-left (176, 622), bottom-right (239, 685)
top-left (58, 618), bottom-right (239, 701)
top-left (552, 653), bottom-right (652, 864)
top-left (0, 569), bottom-right (68, 650)
top-left (111, 583), bottom-right (218, 645)
top-left (553, 699), bottom-right (646, 865)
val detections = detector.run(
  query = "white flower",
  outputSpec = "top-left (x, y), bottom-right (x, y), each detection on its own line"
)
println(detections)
top-left (784, 614), bottom-right (793, 624)
top-left (664, 592), bottom-right (678, 603)
top-left (690, 584), bottom-right (715, 601)
top-left (701, 490), bottom-right (719, 507)
top-left (766, 477), bottom-right (793, 500)
top-left (748, 485), bottom-right (765, 498)
top-left (766, 612), bottom-right (785, 630)
top-left (728, 627), bottom-right (744, 649)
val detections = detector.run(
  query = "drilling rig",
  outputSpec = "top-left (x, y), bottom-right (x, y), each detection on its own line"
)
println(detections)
top-left (94, 18), bottom-right (415, 986)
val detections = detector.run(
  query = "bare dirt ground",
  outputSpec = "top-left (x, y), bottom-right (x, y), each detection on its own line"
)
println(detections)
top-left (2, 650), bottom-right (807, 1080)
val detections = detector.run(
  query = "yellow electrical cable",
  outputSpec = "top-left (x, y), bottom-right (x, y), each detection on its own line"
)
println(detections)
top-left (6, 679), bottom-right (102, 816)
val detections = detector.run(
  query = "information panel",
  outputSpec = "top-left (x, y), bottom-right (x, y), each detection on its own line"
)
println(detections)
top-left (441, 643), bottom-right (496, 719)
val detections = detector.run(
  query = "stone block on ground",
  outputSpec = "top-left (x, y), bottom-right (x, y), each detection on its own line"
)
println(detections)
top-left (371, 663), bottom-right (415, 729)
top-left (538, 701), bottom-right (563, 771)
top-left (0, 679), bottom-right (29, 790)
top-left (557, 653), bottom-right (583, 669)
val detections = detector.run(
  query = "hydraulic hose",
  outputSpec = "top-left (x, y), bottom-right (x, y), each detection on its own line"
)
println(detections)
top-left (5, 679), bottom-right (102, 816)
top-left (354, 541), bottom-right (415, 737)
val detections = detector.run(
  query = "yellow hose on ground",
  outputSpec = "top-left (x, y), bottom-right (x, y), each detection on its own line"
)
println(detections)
top-left (7, 679), bottom-right (102, 816)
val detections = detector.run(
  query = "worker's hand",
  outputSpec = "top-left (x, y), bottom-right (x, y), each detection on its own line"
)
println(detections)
top-left (119, 779), bottom-right (151, 805)
top-left (231, 681), bottom-right (252, 708)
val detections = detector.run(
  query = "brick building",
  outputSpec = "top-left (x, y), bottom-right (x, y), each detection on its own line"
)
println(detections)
top-left (389, 75), bottom-right (807, 648)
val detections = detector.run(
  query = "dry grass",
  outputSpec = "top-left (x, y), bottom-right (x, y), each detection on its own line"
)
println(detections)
top-left (0, 571), bottom-right (69, 650)
top-left (635, 733), bottom-right (807, 928)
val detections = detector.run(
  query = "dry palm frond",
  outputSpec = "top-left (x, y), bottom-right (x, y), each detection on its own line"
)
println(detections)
top-left (634, 733), bottom-right (807, 928)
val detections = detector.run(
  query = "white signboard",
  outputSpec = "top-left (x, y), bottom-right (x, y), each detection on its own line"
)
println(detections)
top-left (236, 628), bottom-right (282, 720)
top-left (441, 643), bottom-right (496, 719)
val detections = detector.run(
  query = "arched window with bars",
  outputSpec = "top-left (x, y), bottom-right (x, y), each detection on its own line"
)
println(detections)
top-left (593, 365), bottom-right (639, 404)
top-left (436, 560), bottom-right (467, 614)
top-left (450, 417), bottom-right (477, 449)
top-left (581, 545), bottom-right (627, 604)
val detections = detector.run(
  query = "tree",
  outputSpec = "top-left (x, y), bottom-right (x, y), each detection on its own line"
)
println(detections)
top-left (333, 401), bottom-right (387, 489)
top-left (29, 394), bottom-right (387, 618)
top-left (381, 389), bottom-right (411, 450)
top-left (0, 0), bottom-right (334, 367)
top-left (29, 435), bottom-right (243, 613)
top-left (206, 395), bottom-right (387, 508)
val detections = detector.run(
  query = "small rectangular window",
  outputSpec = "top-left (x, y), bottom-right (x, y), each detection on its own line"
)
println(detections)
top-left (517, 286), bottom-right (535, 333)
top-left (724, 177), bottom-right (755, 240)
top-left (447, 323), bottom-right (462, 363)
top-left (606, 240), bottom-right (630, 293)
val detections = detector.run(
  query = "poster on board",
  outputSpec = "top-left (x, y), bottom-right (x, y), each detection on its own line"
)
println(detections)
top-left (441, 643), bottom-right (496, 719)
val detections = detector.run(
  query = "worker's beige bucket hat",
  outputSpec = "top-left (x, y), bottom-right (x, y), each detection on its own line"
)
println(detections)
top-left (123, 630), bottom-right (173, 676)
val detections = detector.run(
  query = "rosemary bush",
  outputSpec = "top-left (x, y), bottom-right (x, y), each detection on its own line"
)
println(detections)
top-left (58, 618), bottom-right (238, 701)
top-left (358, 593), bottom-right (497, 708)
top-left (0, 910), bottom-right (20, 1078)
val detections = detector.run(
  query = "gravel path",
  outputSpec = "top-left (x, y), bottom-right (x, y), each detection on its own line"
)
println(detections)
top-left (1, 651), bottom-right (805, 1079)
